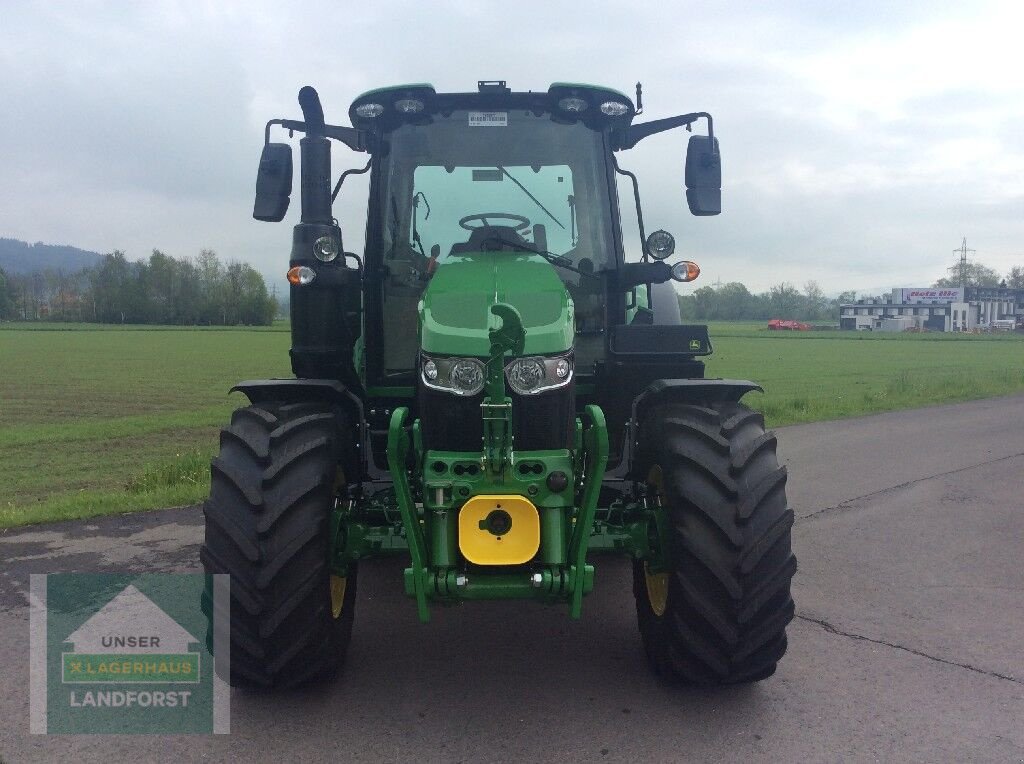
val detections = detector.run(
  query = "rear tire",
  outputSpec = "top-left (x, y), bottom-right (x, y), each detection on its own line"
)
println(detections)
top-left (632, 401), bottom-right (796, 684)
top-left (200, 401), bottom-right (357, 689)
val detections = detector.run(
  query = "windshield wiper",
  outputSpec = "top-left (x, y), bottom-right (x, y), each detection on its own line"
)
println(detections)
top-left (411, 191), bottom-right (430, 257)
top-left (497, 166), bottom-right (565, 230)
top-left (482, 236), bottom-right (599, 280)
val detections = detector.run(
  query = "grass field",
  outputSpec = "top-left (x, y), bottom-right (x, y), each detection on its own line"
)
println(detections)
top-left (2, 322), bottom-right (1023, 527)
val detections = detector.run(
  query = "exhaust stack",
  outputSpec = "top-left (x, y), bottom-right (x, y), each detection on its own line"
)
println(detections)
top-left (297, 86), bottom-right (333, 225)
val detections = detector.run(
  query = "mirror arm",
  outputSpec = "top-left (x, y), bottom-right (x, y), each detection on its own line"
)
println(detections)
top-left (617, 111), bottom-right (714, 151)
top-left (617, 262), bottom-right (672, 292)
top-left (264, 119), bottom-right (369, 152)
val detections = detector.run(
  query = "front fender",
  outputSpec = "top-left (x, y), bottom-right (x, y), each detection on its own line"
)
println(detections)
top-left (621, 378), bottom-right (763, 478)
top-left (633, 378), bottom-right (762, 423)
top-left (230, 378), bottom-right (361, 417)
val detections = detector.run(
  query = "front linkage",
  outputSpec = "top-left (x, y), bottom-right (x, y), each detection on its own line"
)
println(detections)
top-left (331, 304), bottom-right (612, 622)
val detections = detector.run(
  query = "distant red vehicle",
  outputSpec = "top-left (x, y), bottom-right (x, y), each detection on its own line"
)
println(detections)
top-left (768, 319), bottom-right (812, 331)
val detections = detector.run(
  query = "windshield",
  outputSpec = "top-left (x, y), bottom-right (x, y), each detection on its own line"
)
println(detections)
top-left (411, 165), bottom-right (577, 259)
top-left (378, 110), bottom-right (615, 272)
top-left (371, 110), bottom-right (616, 378)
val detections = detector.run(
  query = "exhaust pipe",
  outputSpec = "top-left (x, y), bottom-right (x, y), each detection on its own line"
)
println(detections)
top-left (297, 86), bottom-right (333, 225)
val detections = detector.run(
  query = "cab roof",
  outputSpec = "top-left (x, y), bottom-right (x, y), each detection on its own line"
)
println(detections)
top-left (348, 80), bottom-right (636, 132)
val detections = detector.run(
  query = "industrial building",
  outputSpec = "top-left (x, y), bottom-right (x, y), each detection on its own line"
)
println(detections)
top-left (839, 287), bottom-right (1024, 332)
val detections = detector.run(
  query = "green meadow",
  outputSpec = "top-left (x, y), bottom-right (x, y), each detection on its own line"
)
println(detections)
top-left (2, 322), bottom-right (1022, 527)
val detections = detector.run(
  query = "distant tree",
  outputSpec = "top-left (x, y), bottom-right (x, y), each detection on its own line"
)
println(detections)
top-left (0, 267), bottom-right (13, 319)
top-left (196, 249), bottom-right (225, 324)
top-left (692, 285), bottom-right (719, 320)
top-left (768, 282), bottom-right (803, 318)
top-left (934, 261), bottom-right (1001, 287)
top-left (90, 251), bottom-right (141, 322)
top-left (691, 282), bottom-right (765, 320)
top-left (803, 280), bottom-right (827, 320)
top-left (226, 262), bottom-right (277, 325)
top-left (677, 293), bottom-right (696, 320)
top-left (1006, 266), bottom-right (1024, 289)
top-left (718, 282), bottom-right (758, 319)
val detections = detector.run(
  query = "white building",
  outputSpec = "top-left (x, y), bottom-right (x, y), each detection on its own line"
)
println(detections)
top-left (839, 287), bottom-right (1023, 332)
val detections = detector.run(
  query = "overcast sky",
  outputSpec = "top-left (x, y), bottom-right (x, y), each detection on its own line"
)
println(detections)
top-left (2, 1), bottom-right (1022, 294)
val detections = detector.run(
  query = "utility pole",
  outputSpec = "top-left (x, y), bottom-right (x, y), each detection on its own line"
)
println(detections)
top-left (953, 237), bottom-right (975, 288)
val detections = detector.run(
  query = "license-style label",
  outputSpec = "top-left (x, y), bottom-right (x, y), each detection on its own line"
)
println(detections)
top-left (468, 111), bottom-right (507, 127)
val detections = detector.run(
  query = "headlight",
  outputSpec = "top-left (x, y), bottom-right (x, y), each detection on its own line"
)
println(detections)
top-left (505, 354), bottom-right (573, 395)
top-left (646, 229), bottom-right (675, 260)
top-left (557, 96), bottom-right (588, 113)
top-left (394, 98), bottom-right (425, 114)
top-left (599, 100), bottom-right (630, 116)
top-left (450, 359), bottom-right (485, 395)
top-left (354, 102), bottom-right (384, 118)
top-left (507, 358), bottom-right (545, 394)
top-left (313, 235), bottom-right (338, 262)
top-left (421, 354), bottom-right (573, 396)
top-left (421, 356), bottom-right (485, 396)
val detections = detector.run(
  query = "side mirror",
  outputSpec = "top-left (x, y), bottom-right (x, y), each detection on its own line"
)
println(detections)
top-left (685, 135), bottom-right (721, 216)
top-left (253, 143), bottom-right (293, 222)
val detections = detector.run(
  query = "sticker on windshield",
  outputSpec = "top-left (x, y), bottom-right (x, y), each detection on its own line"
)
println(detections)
top-left (468, 111), bottom-right (507, 127)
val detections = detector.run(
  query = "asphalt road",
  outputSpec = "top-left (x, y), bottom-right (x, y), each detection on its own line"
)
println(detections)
top-left (2, 395), bottom-right (1023, 762)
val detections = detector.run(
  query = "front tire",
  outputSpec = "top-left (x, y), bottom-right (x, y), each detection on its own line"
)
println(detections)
top-left (632, 401), bottom-right (796, 684)
top-left (200, 401), bottom-right (357, 689)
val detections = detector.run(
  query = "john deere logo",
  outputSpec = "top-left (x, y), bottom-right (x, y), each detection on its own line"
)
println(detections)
top-left (689, 339), bottom-right (702, 351)
top-left (30, 573), bottom-right (229, 734)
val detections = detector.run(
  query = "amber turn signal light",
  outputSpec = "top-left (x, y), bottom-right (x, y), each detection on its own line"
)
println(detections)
top-left (671, 261), bottom-right (700, 283)
top-left (287, 265), bottom-right (316, 286)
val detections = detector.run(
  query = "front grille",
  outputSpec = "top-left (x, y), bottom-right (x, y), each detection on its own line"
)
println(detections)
top-left (512, 386), bottom-right (574, 450)
top-left (419, 384), bottom-right (574, 452)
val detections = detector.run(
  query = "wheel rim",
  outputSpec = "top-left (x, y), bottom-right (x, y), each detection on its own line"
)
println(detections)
top-left (330, 574), bottom-right (347, 619)
top-left (645, 465), bottom-right (669, 617)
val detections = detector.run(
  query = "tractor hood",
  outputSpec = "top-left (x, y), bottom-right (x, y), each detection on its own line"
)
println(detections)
top-left (419, 253), bottom-right (574, 357)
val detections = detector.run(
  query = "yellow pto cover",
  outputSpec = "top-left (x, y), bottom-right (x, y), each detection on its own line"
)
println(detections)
top-left (458, 495), bottom-right (540, 565)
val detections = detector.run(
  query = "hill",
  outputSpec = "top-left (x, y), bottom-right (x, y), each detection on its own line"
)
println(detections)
top-left (0, 237), bottom-right (104, 275)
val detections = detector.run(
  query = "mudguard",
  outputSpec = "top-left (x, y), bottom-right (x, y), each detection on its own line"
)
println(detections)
top-left (230, 378), bottom-right (368, 481)
top-left (633, 378), bottom-right (762, 422)
top-left (616, 378), bottom-right (764, 479)
top-left (230, 378), bottom-right (363, 429)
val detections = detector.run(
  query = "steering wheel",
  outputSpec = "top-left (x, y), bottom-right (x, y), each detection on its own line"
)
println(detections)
top-left (459, 213), bottom-right (530, 232)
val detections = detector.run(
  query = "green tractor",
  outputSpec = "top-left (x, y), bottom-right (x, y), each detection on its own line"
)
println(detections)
top-left (201, 80), bottom-right (796, 688)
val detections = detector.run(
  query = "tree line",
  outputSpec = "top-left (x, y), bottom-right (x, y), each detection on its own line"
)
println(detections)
top-left (678, 281), bottom-right (851, 322)
top-left (0, 249), bottom-right (278, 325)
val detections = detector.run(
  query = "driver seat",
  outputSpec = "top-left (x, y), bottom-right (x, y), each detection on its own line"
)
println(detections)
top-left (449, 225), bottom-right (530, 256)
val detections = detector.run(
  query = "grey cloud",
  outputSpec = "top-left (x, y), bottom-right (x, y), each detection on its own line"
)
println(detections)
top-left (0, 0), bottom-right (1021, 294)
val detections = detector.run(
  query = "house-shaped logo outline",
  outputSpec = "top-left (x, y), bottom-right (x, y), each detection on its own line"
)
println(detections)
top-left (62, 584), bottom-right (201, 684)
